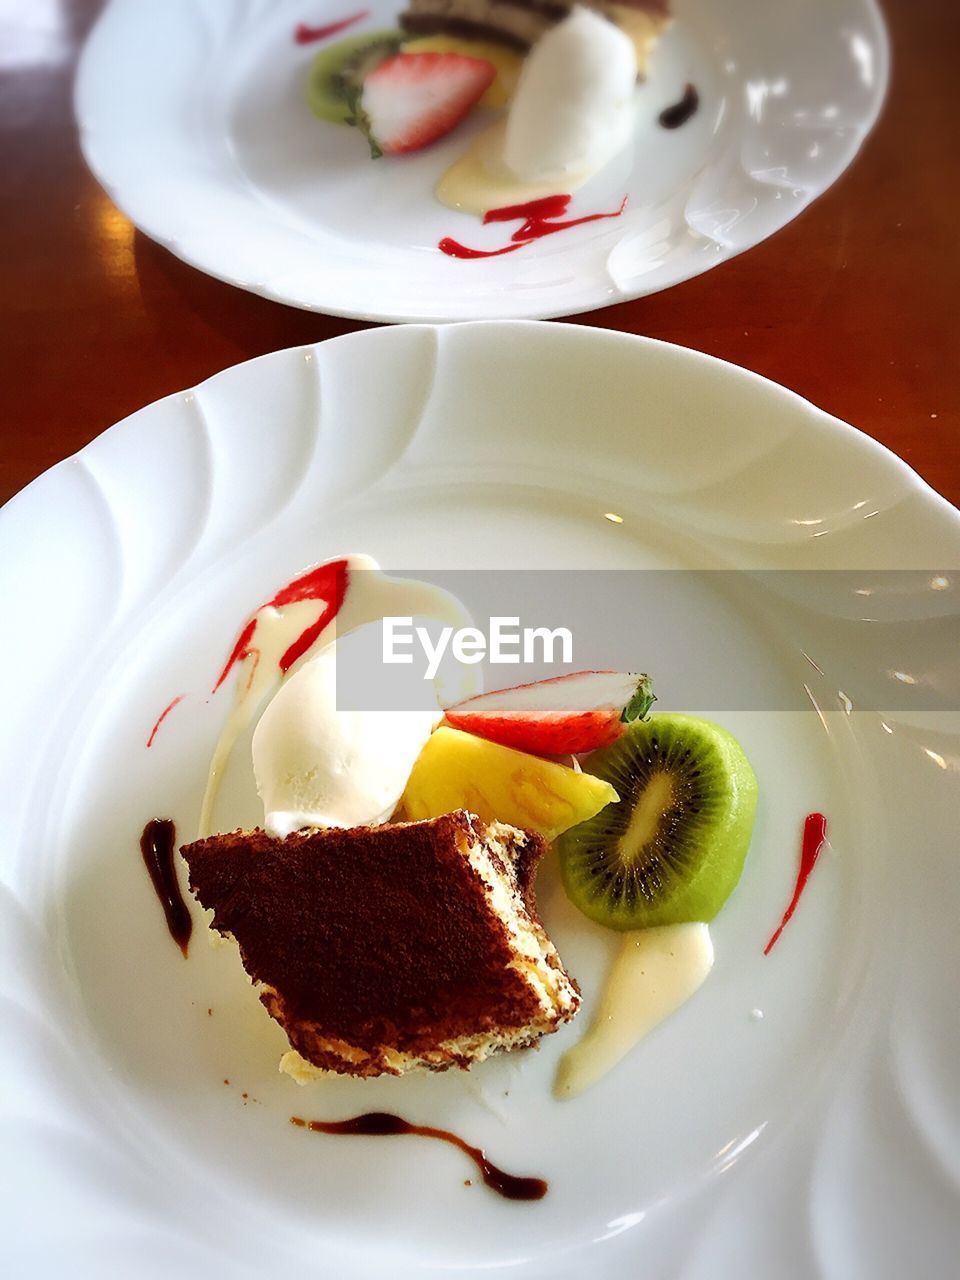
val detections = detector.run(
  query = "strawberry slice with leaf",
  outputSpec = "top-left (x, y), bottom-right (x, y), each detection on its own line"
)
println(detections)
top-left (354, 51), bottom-right (495, 157)
top-left (444, 671), bottom-right (656, 756)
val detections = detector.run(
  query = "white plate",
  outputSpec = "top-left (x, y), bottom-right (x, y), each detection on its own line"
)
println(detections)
top-left (75, 0), bottom-right (888, 322)
top-left (2, 323), bottom-right (959, 1278)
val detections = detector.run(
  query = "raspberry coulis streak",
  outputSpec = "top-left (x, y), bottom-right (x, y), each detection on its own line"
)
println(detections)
top-left (439, 194), bottom-right (627, 260)
top-left (438, 239), bottom-right (525, 260)
top-left (763, 813), bottom-right (828, 955)
top-left (294, 12), bottom-right (369, 44)
top-left (212, 559), bottom-right (350, 693)
top-left (146, 694), bottom-right (187, 748)
top-left (482, 193), bottom-right (571, 223)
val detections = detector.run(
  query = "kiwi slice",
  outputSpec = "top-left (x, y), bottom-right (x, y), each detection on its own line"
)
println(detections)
top-left (305, 30), bottom-right (403, 124)
top-left (557, 714), bottom-right (758, 930)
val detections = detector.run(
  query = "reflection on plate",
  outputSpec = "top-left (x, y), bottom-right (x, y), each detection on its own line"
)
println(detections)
top-left (2, 323), bottom-right (958, 1278)
top-left (75, 0), bottom-right (888, 321)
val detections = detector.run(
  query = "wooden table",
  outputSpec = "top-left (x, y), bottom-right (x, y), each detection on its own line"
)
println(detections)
top-left (2, 0), bottom-right (958, 509)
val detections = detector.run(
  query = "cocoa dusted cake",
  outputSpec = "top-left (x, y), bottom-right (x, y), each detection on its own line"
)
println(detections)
top-left (399, 0), bottom-right (671, 65)
top-left (181, 810), bottom-right (580, 1079)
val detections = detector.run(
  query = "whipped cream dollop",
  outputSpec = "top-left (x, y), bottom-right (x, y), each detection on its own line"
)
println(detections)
top-left (252, 640), bottom-right (438, 836)
top-left (503, 6), bottom-right (638, 183)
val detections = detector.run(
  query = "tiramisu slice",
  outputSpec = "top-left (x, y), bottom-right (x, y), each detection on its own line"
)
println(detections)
top-left (181, 811), bottom-right (580, 1079)
top-left (400, 0), bottom-right (671, 69)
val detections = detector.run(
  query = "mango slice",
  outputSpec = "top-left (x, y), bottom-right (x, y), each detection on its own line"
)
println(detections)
top-left (400, 726), bottom-right (618, 841)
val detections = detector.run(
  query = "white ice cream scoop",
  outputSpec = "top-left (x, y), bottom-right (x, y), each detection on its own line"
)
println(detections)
top-left (252, 642), bottom-right (437, 837)
top-left (503, 6), bottom-right (638, 183)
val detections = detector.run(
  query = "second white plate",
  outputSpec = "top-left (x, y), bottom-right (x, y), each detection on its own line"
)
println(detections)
top-left (75, 0), bottom-right (888, 321)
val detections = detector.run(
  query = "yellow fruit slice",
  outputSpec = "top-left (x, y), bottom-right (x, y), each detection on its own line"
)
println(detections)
top-left (605, 7), bottom-right (670, 77)
top-left (400, 726), bottom-right (618, 842)
top-left (401, 36), bottom-right (523, 107)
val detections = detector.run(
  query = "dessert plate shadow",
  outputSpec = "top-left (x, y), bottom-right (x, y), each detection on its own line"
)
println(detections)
top-left (2, 322), bottom-right (959, 1278)
top-left (75, 0), bottom-right (888, 321)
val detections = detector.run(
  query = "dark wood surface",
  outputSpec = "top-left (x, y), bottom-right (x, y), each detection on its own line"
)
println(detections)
top-left (2, 0), bottom-right (958, 508)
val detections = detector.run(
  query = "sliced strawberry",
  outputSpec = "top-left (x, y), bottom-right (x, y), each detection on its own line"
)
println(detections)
top-left (444, 671), bottom-right (655, 756)
top-left (358, 52), bottom-right (495, 157)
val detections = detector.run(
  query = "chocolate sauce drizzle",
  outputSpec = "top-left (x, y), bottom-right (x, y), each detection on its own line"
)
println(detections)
top-left (140, 818), bottom-right (192, 956)
top-left (291, 1113), bottom-right (547, 1201)
top-left (659, 84), bottom-right (699, 129)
